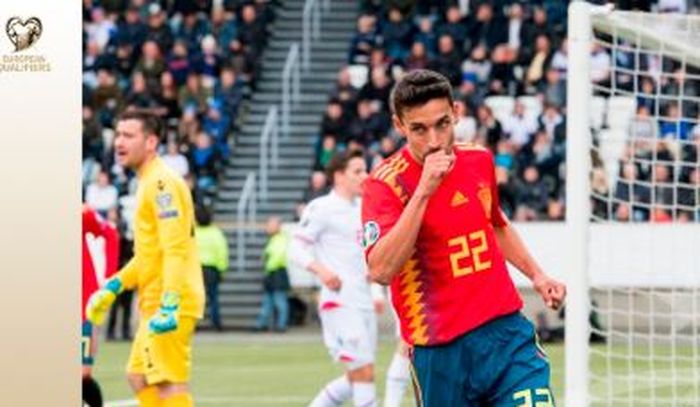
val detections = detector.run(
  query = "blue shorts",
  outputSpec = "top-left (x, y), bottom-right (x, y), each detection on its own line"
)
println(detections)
top-left (82, 321), bottom-right (95, 366)
top-left (411, 312), bottom-right (554, 407)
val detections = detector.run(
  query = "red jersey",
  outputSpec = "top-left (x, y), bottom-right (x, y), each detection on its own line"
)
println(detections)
top-left (362, 144), bottom-right (522, 346)
top-left (82, 206), bottom-right (120, 321)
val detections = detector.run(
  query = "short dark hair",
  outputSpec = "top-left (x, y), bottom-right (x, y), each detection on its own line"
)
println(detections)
top-left (325, 149), bottom-right (365, 183)
top-left (390, 69), bottom-right (454, 120)
top-left (117, 109), bottom-right (163, 141)
top-left (195, 204), bottom-right (212, 226)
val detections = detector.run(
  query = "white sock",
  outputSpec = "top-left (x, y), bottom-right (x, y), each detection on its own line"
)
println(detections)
top-left (309, 375), bottom-right (352, 407)
top-left (383, 352), bottom-right (410, 407)
top-left (352, 382), bottom-right (377, 407)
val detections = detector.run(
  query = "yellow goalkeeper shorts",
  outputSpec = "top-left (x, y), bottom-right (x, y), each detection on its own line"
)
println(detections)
top-left (126, 316), bottom-right (197, 385)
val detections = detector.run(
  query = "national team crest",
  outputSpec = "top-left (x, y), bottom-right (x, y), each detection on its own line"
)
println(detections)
top-left (477, 184), bottom-right (492, 220)
top-left (362, 221), bottom-right (380, 249)
top-left (156, 192), bottom-right (173, 209)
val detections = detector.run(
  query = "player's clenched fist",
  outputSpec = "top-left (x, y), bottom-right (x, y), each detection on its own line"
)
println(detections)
top-left (533, 273), bottom-right (567, 310)
top-left (416, 148), bottom-right (455, 198)
top-left (85, 278), bottom-right (123, 326)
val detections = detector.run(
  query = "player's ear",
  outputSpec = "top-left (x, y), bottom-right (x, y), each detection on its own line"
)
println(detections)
top-left (392, 114), bottom-right (406, 138)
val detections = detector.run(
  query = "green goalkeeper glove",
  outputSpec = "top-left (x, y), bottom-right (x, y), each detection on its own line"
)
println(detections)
top-left (148, 292), bottom-right (180, 334)
top-left (85, 278), bottom-right (122, 326)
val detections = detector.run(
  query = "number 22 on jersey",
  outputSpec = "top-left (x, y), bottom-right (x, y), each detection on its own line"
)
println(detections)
top-left (448, 229), bottom-right (491, 277)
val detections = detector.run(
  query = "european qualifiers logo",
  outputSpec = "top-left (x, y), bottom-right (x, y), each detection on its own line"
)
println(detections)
top-left (6, 16), bottom-right (42, 52)
top-left (0, 16), bottom-right (51, 73)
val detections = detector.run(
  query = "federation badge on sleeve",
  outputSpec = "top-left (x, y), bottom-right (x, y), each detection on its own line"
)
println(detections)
top-left (477, 184), bottom-right (492, 220)
top-left (156, 192), bottom-right (173, 209)
top-left (362, 221), bottom-right (380, 249)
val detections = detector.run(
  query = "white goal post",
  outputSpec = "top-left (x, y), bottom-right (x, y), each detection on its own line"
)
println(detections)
top-left (567, 3), bottom-right (700, 407)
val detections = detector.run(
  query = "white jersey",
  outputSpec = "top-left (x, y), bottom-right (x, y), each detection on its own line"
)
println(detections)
top-left (289, 190), bottom-right (373, 310)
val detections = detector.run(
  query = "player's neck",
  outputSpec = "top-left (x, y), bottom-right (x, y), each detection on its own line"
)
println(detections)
top-left (136, 153), bottom-right (158, 178)
top-left (333, 187), bottom-right (355, 202)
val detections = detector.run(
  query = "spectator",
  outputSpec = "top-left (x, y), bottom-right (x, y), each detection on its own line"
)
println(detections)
top-left (135, 40), bottom-right (166, 91)
top-left (514, 165), bottom-right (549, 220)
top-left (541, 68), bottom-right (566, 108)
top-left (476, 104), bottom-right (504, 152)
top-left (659, 103), bottom-right (694, 140)
top-left (316, 135), bottom-right (337, 170)
top-left (116, 6), bottom-right (147, 50)
top-left (254, 216), bottom-right (290, 333)
top-left (380, 6), bottom-right (414, 61)
top-left (454, 99), bottom-right (478, 143)
top-left (525, 35), bottom-right (552, 92)
top-left (348, 14), bottom-right (378, 64)
top-left (157, 71), bottom-right (182, 120)
top-left (436, 5), bottom-right (469, 50)
top-left (358, 67), bottom-right (393, 112)
top-left (320, 98), bottom-right (350, 144)
top-left (346, 98), bottom-right (391, 148)
top-left (303, 171), bottom-right (329, 203)
top-left (215, 67), bottom-right (244, 121)
top-left (550, 38), bottom-right (568, 74)
top-left (469, 3), bottom-right (507, 52)
top-left (461, 45), bottom-right (492, 88)
top-left (146, 4), bottom-right (174, 58)
top-left (403, 41), bottom-right (430, 71)
top-left (329, 67), bottom-right (359, 113)
top-left (614, 162), bottom-right (651, 221)
top-left (506, 3), bottom-right (526, 53)
top-left (162, 141), bottom-right (190, 177)
top-left (503, 100), bottom-right (538, 149)
top-left (195, 205), bottom-right (229, 331)
top-left (179, 73), bottom-right (209, 113)
top-left (189, 131), bottom-right (220, 191)
top-left (86, 170), bottom-right (119, 217)
top-left (167, 40), bottom-right (193, 87)
top-left (429, 34), bottom-right (463, 86)
top-left (194, 35), bottom-right (223, 84)
top-left (413, 15), bottom-right (437, 57)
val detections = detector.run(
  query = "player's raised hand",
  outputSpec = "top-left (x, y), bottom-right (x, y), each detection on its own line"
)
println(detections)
top-left (416, 148), bottom-right (455, 198)
top-left (533, 273), bottom-right (567, 310)
top-left (318, 267), bottom-right (342, 291)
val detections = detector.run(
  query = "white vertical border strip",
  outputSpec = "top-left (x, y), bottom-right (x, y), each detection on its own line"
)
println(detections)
top-left (566, 2), bottom-right (595, 406)
top-left (0, 0), bottom-right (80, 405)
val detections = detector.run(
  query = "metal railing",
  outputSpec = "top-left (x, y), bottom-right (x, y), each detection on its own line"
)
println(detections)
top-left (259, 105), bottom-right (279, 202)
top-left (281, 42), bottom-right (300, 136)
top-left (236, 172), bottom-right (256, 273)
top-left (302, 0), bottom-right (321, 70)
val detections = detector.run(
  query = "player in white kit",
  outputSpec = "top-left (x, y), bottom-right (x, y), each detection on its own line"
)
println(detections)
top-left (290, 150), bottom-right (380, 407)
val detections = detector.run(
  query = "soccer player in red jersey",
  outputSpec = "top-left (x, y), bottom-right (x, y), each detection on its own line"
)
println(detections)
top-left (362, 70), bottom-right (566, 406)
top-left (82, 204), bottom-right (120, 407)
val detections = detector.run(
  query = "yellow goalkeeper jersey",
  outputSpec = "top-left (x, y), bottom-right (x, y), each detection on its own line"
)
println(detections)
top-left (118, 156), bottom-right (205, 319)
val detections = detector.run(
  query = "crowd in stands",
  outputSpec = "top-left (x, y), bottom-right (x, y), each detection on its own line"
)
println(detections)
top-left (82, 0), bottom-right (276, 220)
top-left (302, 0), bottom-right (700, 222)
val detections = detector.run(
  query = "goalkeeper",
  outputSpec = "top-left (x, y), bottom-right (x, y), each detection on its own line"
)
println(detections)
top-left (86, 110), bottom-right (205, 407)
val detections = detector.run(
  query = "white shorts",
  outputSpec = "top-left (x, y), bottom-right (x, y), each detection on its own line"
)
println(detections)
top-left (320, 305), bottom-right (377, 370)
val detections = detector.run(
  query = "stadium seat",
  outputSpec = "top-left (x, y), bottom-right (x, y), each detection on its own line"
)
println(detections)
top-left (597, 128), bottom-right (628, 182)
top-left (607, 96), bottom-right (637, 131)
top-left (347, 64), bottom-right (369, 89)
top-left (517, 95), bottom-right (543, 121)
top-left (485, 96), bottom-right (515, 124)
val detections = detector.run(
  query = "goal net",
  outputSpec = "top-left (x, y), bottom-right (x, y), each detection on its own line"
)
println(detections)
top-left (566, 4), bottom-right (700, 407)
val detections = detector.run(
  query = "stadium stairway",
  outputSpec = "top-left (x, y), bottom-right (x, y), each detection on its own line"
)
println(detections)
top-left (210, 0), bottom-right (357, 330)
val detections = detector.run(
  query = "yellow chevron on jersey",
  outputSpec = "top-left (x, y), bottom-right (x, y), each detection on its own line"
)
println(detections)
top-left (371, 154), bottom-right (410, 204)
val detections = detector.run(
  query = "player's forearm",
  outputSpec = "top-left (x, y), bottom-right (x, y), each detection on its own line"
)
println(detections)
top-left (494, 224), bottom-right (544, 281)
top-left (368, 193), bottom-right (430, 285)
top-left (115, 257), bottom-right (140, 289)
top-left (307, 261), bottom-right (333, 278)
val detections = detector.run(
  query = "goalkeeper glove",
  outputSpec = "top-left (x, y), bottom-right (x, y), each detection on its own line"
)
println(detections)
top-left (148, 291), bottom-right (180, 334)
top-left (85, 278), bottom-right (122, 326)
